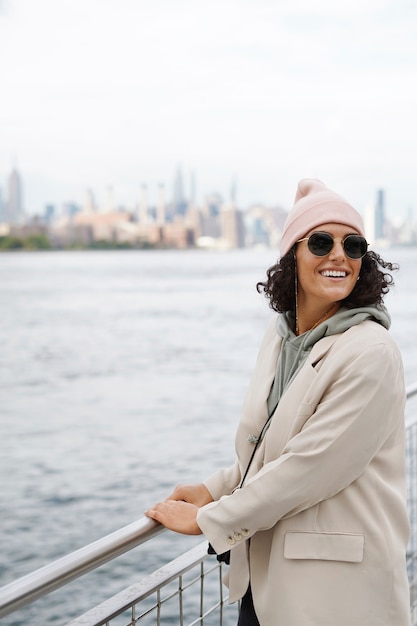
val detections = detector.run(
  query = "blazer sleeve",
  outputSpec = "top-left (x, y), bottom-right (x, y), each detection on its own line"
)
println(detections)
top-left (203, 459), bottom-right (241, 500)
top-left (197, 335), bottom-right (406, 555)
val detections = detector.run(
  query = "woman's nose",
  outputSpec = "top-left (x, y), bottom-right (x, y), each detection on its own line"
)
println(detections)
top-left (328, 239), bottom-right (346, 259)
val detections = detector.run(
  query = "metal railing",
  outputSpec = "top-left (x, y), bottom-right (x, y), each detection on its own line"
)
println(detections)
top-left (66, 541), bottom-right (236, 626)
top-left (406, 382), bottom-right (417, 623)
top-left (1, 382), bottom-right (417, 625)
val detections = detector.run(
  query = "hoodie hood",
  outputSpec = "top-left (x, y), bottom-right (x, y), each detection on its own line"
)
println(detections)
top-left (267, 304), bottom-right (391, 416)
top-left (277, 303), bottom-right (391, 346)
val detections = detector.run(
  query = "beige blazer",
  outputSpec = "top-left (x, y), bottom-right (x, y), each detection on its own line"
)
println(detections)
top-left (197, 318), bottom-right (411, 626)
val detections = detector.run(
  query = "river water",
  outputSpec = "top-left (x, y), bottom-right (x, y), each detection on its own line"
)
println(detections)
top-left (1, 247), bottom-right (416, 625)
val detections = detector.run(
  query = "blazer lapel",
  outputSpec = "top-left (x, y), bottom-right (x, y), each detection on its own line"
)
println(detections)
top-left (262, 334), bottom-right (343, 458)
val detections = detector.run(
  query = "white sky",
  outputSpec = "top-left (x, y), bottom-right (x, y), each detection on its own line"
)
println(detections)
top-left (0, 0), bottom-right (416, 218)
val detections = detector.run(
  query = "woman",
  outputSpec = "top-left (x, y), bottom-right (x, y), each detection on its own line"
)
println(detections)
top-left (146, 179), bottom-right (411, 625)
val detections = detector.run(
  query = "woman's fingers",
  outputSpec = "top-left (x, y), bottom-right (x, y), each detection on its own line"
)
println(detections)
top-left (145, 500), bottom-right (202, 535)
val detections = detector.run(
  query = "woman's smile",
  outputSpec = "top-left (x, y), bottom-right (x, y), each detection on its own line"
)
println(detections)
top-left (319, 269), bottom-right (348, 278)
top-left (296, 222), bottom-right (362, 315)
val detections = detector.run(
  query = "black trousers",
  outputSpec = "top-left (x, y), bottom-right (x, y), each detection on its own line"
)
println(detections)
top-left (237, 586), bottom-right (260, 626)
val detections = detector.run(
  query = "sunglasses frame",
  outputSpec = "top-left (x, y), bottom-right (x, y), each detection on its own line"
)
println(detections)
top-left (296, 231), bottom-right (368, 260)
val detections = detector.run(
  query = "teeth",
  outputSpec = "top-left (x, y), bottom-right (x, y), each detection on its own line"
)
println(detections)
top-left (321, 270), bottom-right (347, 278)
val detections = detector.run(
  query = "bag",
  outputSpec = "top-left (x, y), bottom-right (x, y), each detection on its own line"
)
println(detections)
top-left (207, 542), bottom-right (230, 564)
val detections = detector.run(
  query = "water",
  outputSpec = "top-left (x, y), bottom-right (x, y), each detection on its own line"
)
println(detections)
top-left (0, 247), bottom-right (416, 625)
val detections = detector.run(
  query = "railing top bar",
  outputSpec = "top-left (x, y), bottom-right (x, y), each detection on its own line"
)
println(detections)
top-left (0, 517), bottom-right (165, 619)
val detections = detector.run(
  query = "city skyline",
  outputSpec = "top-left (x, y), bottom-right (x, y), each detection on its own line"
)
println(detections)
top-left (1, 0), bottom-right (416, 219)
top-left (2, 163), bottom-right (416, 251)
top-left (0, 163), bottom-right (414, 225)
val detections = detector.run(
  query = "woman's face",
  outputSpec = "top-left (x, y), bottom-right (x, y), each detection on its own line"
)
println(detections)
top-left (295, 222), bottom-right (363, 311)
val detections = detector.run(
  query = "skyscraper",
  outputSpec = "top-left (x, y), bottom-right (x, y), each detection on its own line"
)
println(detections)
top-left (105, 186), bottom-right (115, 212)
top-left (157, 183), bottom-right (166, 225)
top-left (84, 188), bottom-right (96, 213)
top-left (172, 166), bottom-right (187, 215)
top-left (7, 167), bottom-right (24, 224)
top-left (220, 204), bottom-right (245, 248)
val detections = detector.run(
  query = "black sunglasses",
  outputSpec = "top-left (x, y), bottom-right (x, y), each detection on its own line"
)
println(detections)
top-left (296, 232), bottom-right (368, 259)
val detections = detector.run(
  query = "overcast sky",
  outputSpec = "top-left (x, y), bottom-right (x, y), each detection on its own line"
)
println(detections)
top-left (0, 0), bottom-right (416, 219)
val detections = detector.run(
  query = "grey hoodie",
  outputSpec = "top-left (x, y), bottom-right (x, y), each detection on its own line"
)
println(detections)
top-left (267, 305), bottom-right (391, 416)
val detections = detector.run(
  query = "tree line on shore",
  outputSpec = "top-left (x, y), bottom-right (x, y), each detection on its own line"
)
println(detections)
top-left (0, 234), bottom-right (157, 251)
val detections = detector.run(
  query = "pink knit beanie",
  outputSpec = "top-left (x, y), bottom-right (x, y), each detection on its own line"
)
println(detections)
top-left (279, 179), bottom-right (366, 257)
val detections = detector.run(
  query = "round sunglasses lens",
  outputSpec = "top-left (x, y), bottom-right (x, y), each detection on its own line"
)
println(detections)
top-left (344, 235), bottom-right (367, 259)
top-left (308, 233), bottom-right (333, 256)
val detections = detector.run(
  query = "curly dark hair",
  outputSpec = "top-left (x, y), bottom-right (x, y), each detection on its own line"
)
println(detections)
top-left (256, 248), bottom-right (399, 313)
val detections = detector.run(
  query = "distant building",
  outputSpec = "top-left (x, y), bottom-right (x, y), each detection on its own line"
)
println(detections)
top-left (84, 188), bottom-right (96, 213)
top-left (162, 218), bottom-right (195, 249)
top-left (62, 202), bottom-right (81, 218)
top-left (138, 184), bottom-right (148, 223)
top-left (220, 203), bottom-right (245, 248)
top-left (246, 204), bottom-right (287, 248)
top-left (185, 203), bottom-right (203, 240)
top-left (364, 189), bottom-right (388, 245)
top-left (205, 192), bottom-right (222, 218)
top-left (44, 204), bottom-right (56, 224)
top-left (7, 167), bottom-right (24, 224)
top-left (73, 210), bottom-right (131, 235)
top-left (200, 193), bottom-right (222, 239)
top-left (172, 166), bottom-right (187, 215)
top-left (105, 186), bottom-right (115, 213)
top-left (156, 183), bottom-right (166, 225)
top-left (245, 205), bottom-right (270, 247)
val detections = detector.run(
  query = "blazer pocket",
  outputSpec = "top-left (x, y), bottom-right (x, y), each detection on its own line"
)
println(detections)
top-left (284, 531), bottom-right (364, 563)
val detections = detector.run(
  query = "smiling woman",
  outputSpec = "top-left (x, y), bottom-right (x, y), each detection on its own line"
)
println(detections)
top-left (257, 180), bottom-right (398, 322)
top-left (146, 179), bottom-right (411, 626)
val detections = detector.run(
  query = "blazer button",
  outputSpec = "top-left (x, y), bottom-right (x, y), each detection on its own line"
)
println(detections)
top-left (227, 536), bottom-right (236, 545)
top-left (234, 532), bottom-right (242, 541)
top-left (241, 528), bottom-right (250, 537)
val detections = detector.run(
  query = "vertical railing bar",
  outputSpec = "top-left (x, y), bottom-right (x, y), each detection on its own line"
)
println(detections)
top-left (200, 561), bottom-right (204, 626)
top-left (179, 574), bottom-right (183, 626)
top-left (411, 424), bottom-right (414, 613)
top-left (219, 562), bottom-right (224, 626)
top-left (411, 424), bottom-right (414, 609)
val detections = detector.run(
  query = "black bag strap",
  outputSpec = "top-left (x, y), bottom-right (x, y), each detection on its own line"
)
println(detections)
top-left (207, 399), bottom-right (279, 564)
top-left (239, 398), bottom-right (279, 488)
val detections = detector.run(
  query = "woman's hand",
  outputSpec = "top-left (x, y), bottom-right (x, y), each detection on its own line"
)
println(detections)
top-left (145, 500), bottom-right (202, 535)
top-left (145, 483), bottom-right (214, 535)
top-left (166, 483), bottom-right (214, 507)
